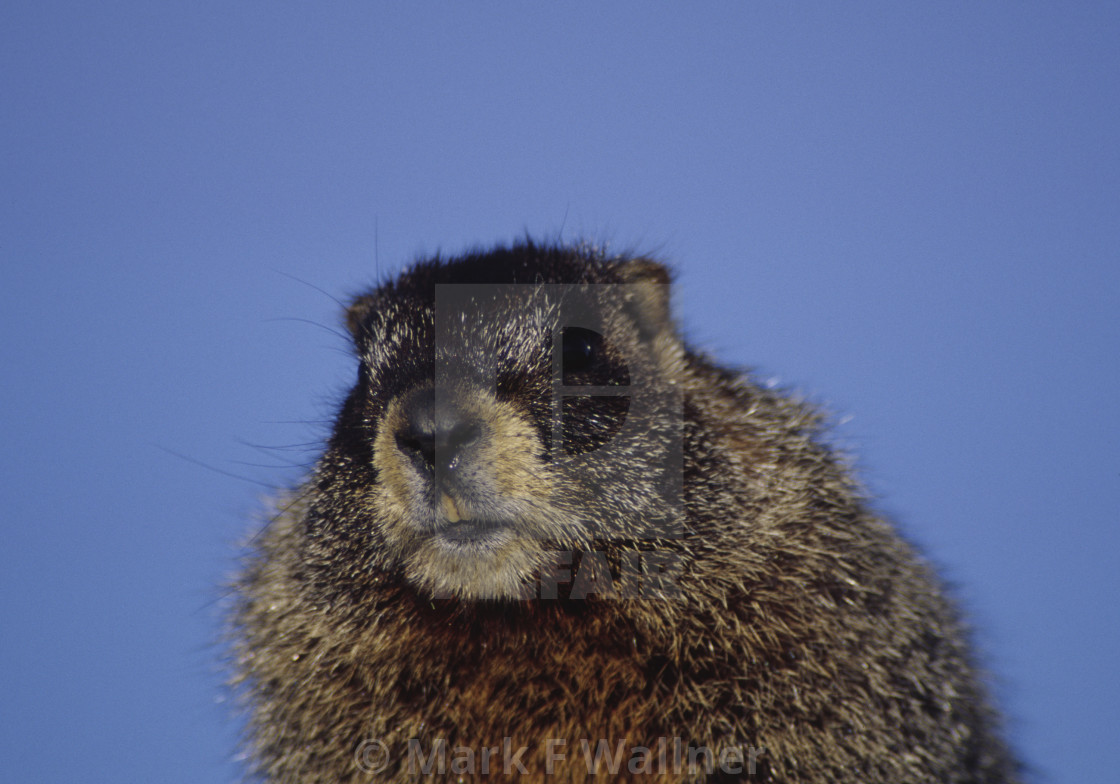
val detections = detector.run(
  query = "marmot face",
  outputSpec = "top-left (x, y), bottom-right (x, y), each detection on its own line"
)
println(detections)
top-left (312, 247), bottom-right (684, 600)
top-left (234, 243), bottom-right (1020, 784)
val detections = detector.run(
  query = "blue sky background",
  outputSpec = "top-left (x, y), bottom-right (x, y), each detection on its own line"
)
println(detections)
top-left (2, 3), bottom-right (1117, 782)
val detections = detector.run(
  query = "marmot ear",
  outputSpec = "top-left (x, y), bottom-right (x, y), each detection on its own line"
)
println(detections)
top-left (345, 293), bottom-right (378, 349)
top-left (617, 258), bottom-right (673, 339)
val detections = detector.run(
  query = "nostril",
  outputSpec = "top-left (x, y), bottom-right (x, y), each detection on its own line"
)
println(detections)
top-left (433, 420), bottom-right (482, 473)
top-left (396, 429), bottom-right (435, 471)
top-left (447, 422), bottom-right (481, 452)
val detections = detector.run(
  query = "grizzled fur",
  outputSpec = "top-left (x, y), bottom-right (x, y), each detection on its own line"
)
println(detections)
top-left (231, 242), bottom-right (1019, 782)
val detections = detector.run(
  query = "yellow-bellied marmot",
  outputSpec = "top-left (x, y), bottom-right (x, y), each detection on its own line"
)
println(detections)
top-left (231, 242), bottom-right (1020, 782)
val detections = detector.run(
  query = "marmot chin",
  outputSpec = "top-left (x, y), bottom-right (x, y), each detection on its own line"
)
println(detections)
top-left (231, 242), bottom-right (1019, 782)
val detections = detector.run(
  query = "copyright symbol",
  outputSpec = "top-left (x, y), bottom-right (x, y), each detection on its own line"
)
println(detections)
top-left (354, 738), bottom-right (390, 775)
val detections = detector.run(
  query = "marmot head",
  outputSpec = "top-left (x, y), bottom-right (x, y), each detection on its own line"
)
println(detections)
top-left (304, 244), bottom-right (688, 601)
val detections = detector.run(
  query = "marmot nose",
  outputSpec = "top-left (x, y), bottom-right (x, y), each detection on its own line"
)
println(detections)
top-left (395, 387), bottom-right (483, 475)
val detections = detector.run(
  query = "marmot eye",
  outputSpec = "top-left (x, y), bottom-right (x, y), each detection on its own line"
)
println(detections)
top-left (562, 327), bottom-right (601, 374)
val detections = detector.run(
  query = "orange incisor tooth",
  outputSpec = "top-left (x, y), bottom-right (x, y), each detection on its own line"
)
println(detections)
top-left (441, 493), bottom-right (462, 523)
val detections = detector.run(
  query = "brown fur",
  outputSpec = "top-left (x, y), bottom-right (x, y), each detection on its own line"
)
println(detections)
top-left (231, 242), bottom-right (1019, 782)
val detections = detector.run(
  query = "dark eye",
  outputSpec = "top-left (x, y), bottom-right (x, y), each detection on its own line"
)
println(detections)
top-left (562, 327), bottom-right (601, 375)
